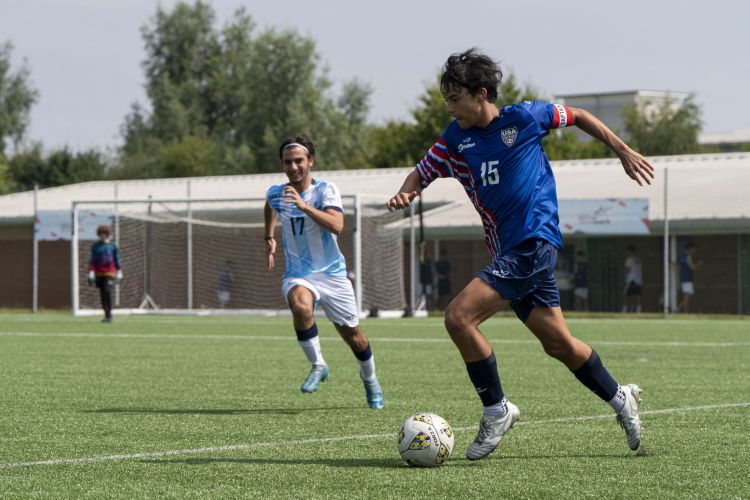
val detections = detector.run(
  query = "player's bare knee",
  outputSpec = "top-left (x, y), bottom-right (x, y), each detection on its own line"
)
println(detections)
top-left (540, 337), bottom-right (574, 361)
top-left (289, 301), bottom-right (313, 322)
top-left (444, 306), bottom-right (470, 338)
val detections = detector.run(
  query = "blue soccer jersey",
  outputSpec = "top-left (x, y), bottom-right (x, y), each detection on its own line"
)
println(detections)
top-left (266, 179), bottom-right (348, 279)
top-left (416, 101), bottom-right (574, 257)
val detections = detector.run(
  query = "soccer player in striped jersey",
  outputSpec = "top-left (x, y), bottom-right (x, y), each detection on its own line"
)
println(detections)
top-left (264, 134), bottom-right (384, 409)
top-left (88, 225), bottom-right (122, 323)
top-left (387, 48), bottom-right (654, 459)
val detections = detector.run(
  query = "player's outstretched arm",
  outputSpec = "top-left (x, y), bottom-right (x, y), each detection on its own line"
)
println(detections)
top-left (571, 107), bottom-right (655, 186)
top-left (263, 201), bottom-right (277, 270)
top-left (386, 170), bottom-right (423, 212)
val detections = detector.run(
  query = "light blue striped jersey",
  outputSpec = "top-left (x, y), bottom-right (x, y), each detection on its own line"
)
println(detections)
top-left (266, 179), bottom-right (347, 279)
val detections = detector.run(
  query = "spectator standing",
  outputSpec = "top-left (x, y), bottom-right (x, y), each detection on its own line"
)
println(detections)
top-left (435, 248), bottom-right (452, 311)
top-left (622, 245), bottom-right (642, 314)
top-left (678, 242), bottom-right (703, 313)
top-left (574, 251), bottom-right (589, 311)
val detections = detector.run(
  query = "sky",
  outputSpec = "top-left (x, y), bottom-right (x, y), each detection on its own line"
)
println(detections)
top-left (2, 0), bottom-right (749, 152)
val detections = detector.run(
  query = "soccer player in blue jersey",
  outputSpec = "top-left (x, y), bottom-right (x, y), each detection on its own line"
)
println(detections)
top-left (264, 134), bottom-right (384, 409)
top-left (387, 49), bottom-right (654, 459)
top-left (88, 225), bottom-right (122, 323)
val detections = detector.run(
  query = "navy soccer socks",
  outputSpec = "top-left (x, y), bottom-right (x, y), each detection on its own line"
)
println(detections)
top-left (466, 353), bottom-right (507, 417)
top-left (572, 350), bottom-right (626, 412)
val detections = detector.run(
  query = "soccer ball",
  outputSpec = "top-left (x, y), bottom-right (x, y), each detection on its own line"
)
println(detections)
top-left (397, 413), bottom-right (454, 467)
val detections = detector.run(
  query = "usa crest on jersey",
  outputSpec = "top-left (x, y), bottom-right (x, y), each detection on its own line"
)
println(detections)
top-left (501, 127), bottom-right (518, 147)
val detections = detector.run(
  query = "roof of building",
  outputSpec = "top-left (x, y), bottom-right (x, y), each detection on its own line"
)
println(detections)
top-left (555, 89), bottom-right (691, 99)
top-left (1, 152), bottom-right (748, 235)
top-left (699, 128), bottom-right (750, 145)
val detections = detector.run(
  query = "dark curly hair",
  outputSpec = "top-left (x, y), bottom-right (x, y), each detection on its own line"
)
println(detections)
top-left (440, 48), bottom-right (503, 103)
top-left (278, 134), bottom-right (316, 159)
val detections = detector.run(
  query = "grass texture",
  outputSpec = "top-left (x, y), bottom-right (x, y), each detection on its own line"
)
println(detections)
top-left (0, 312), bottom-right (748, 498)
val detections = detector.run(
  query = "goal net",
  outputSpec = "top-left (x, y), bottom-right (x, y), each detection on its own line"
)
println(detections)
top-left (72, 196), bottom-right (406, 316)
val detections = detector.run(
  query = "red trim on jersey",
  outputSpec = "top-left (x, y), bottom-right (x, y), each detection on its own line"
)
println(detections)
top-left (565, 105), bottom-right (575, 126)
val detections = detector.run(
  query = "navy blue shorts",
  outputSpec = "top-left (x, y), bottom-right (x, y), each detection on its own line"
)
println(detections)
top-left (476, 238), bottom-right (560, 323)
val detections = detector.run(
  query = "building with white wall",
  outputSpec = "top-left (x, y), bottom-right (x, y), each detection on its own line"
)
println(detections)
top-left (556, 90), bottom-right (690, 140)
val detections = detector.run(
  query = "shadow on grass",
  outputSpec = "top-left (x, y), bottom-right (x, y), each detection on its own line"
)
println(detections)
top-left (141, 453), bottom-right (640, 469)
top-left (82, 406), bottom-right (362, 416)
top-left (498, 451), bottom-right (651, 460)
top-left (140, 456), bottom-right (407, 469)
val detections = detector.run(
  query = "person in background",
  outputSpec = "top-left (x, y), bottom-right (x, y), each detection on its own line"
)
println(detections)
top-left (435, 248), bottom-right (452, 311)
top-left (678, 242), bottom-right (703, 313)
top-left (573, 250), bottom-right (589, 312)
top-left (88, 225), bottom-right (122, 323)
top-left (622, 245), bottom-right (642, 314)
top-left (217, 261), bottom-right (233, 308)
top-left (419, 242), bottom-right (435, 310)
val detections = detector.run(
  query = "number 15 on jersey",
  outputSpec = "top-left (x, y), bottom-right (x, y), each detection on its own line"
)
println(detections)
top-left (480, 161), bottom-right (500, 186)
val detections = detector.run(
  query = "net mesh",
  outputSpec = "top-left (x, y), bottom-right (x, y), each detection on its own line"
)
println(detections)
top-left (74, 197), bottom-right (406, 314)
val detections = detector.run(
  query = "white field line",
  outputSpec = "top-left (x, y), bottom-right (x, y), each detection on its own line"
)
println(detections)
top-left (1, 317), bottom-right (747, 329)
top-left (0, 402), bottom-right (747, 470)
top-left (0, 331), bottom-right (748, 348)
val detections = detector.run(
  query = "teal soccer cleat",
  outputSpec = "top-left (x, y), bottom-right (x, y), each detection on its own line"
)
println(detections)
top-left (300, 364), bottom-right (329, 393)
top-left (362, 376), bottom-right (384, 410)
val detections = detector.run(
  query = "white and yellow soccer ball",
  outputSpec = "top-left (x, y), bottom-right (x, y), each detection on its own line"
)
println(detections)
top-left (397, 413), bottom-right (454, 467)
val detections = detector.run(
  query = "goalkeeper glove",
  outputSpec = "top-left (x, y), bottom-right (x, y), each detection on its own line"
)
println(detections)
top-left (87, 271), bottom-right (95, 286)
top-left (116, 270), bottom-right (123, 284)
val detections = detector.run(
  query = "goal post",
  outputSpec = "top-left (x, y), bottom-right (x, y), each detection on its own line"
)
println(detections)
top-left (71, 195), bottom-right (406, 317)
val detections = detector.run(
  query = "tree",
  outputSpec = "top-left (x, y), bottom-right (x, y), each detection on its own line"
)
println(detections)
top-left (622, 94), bottom-right (702, 156)
top-left (0, 41), bottom-right (39, 155)
top-left (118, 1), bottom-right (373, 178)
top-left (497, 72), bottom-right (541, 108)
top-left (367, 71), bottom-right (605, 167)
top-left (139, 1), bottom-right (221, 142)
top-left (8, 144), bottom-right (108, 190)
top-left (0, 152), bottom-right (14, 194)
top-left (157, 136), bottom-right (221, 177)
top-left (497, 73), bottom-right (610, 160)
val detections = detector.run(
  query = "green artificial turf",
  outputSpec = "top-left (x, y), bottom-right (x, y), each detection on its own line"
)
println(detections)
top-left (0, 313), bottom-right (748, 498)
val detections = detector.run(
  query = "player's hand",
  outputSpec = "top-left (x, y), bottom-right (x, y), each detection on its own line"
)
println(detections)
top-left (386, 191), bottom-right (418, 212)
top-left (87, 270), bottom-right (95, 286)
top-left (618, 148), bottom-right (655, 186)
top-left (115, 270), bottom-right (123, 284)
top-left (266, 237), bottom-right (276, 270)
top-left (283, 186), bottom-right (307, 211)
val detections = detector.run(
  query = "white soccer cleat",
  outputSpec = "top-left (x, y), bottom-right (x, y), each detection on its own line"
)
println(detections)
top-left (300, 364), bottom-right (329, 393)
top-left (466, 401), bottom-right (520, 461)
top-left (616, 384), bottom-right (643, 451)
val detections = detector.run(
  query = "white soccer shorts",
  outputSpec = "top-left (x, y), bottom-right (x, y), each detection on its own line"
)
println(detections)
top-left (282, 273), bottom-right (359, 327)
top-left (681, 281), bottom-right (695, 295)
